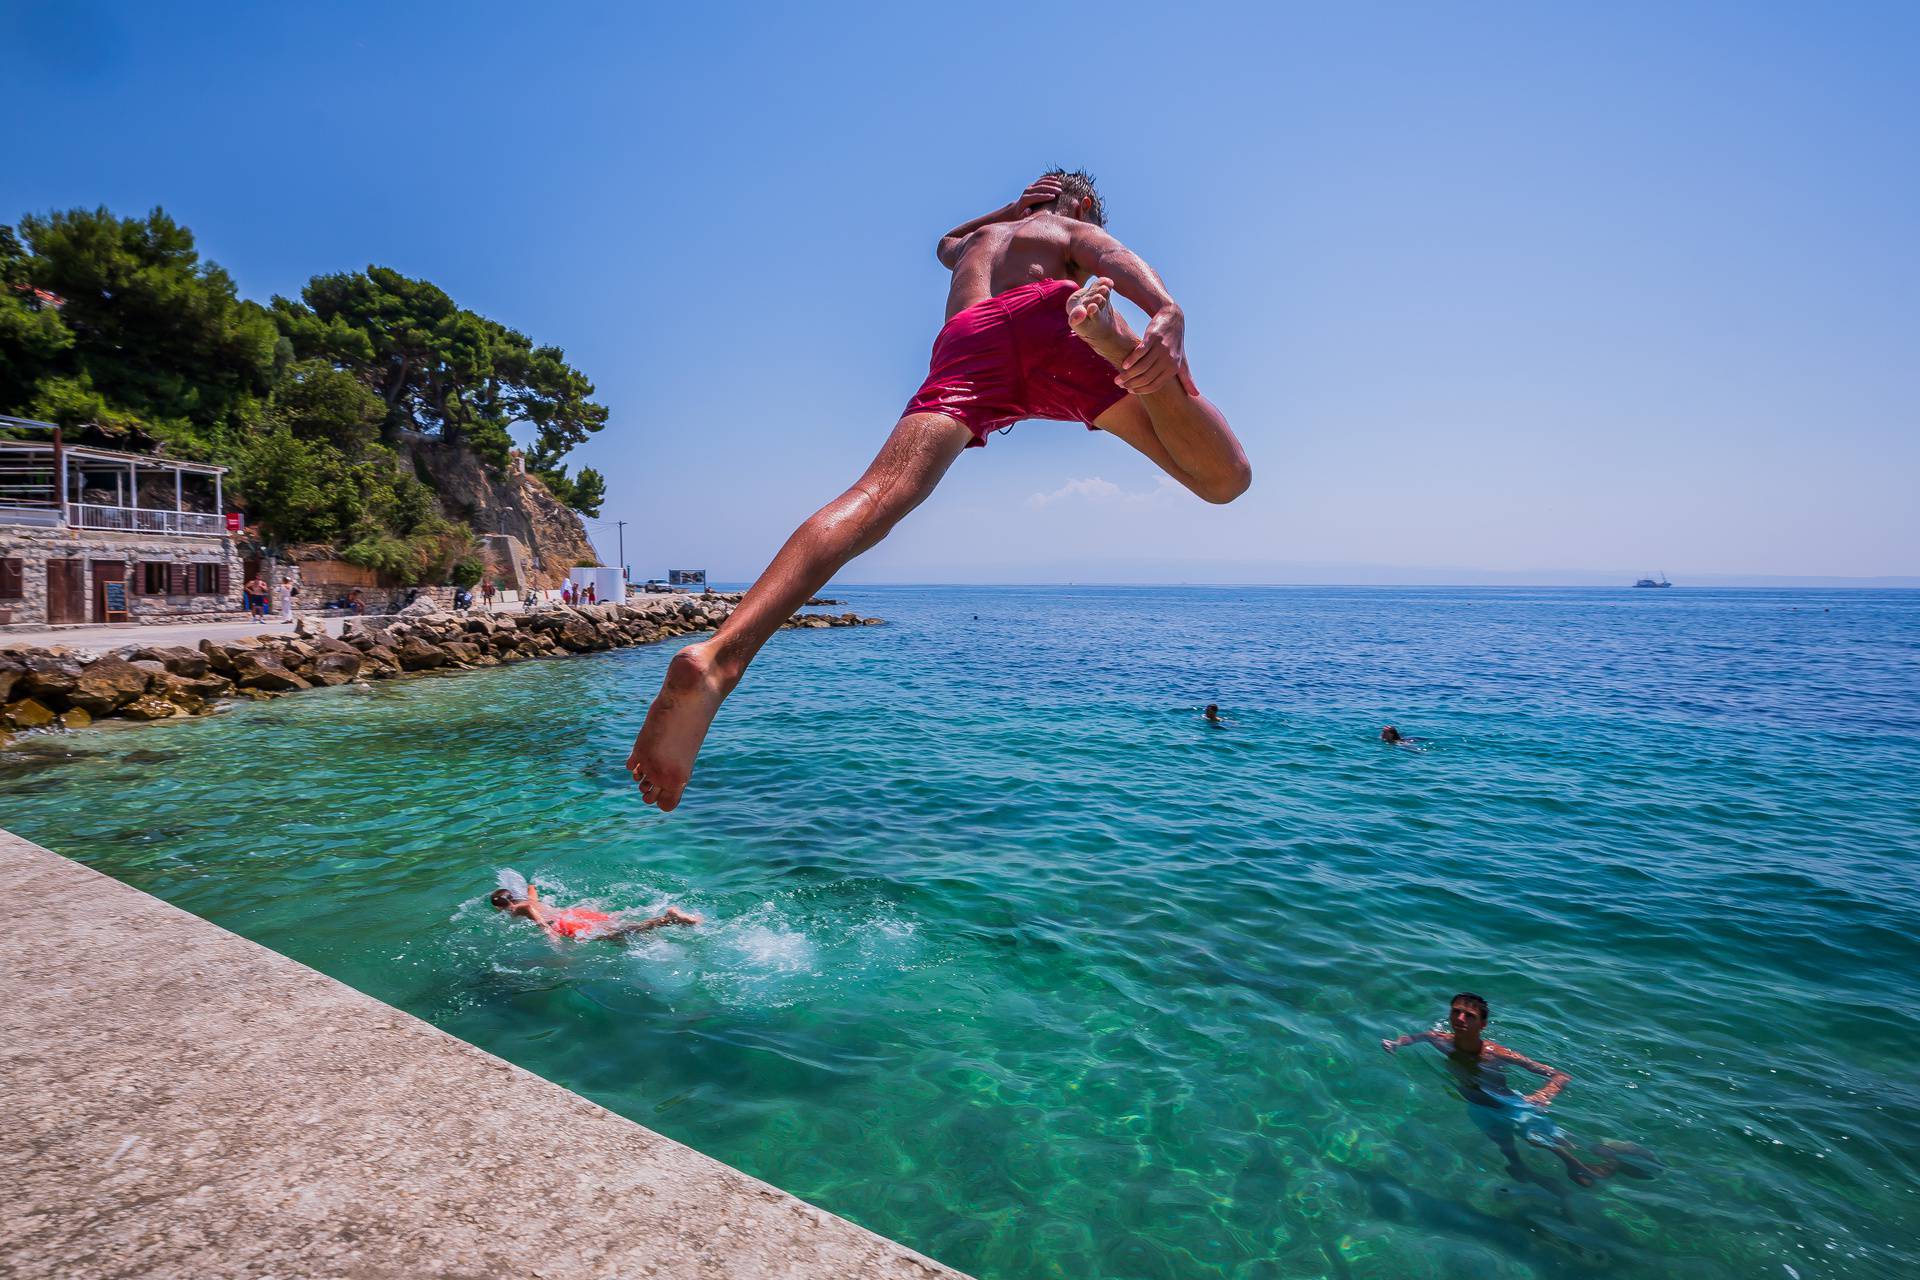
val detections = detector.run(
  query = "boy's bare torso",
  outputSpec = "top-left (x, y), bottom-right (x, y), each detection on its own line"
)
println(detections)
top-left (943, 213), bottom-right (1090, 319)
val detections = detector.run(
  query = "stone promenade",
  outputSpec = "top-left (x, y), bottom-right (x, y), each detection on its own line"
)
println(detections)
top-left (0, 826), bottom-right (968, 1280)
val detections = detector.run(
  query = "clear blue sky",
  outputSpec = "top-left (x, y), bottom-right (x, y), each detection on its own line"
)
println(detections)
top-left (7, 2), bottom-right (1916, 584)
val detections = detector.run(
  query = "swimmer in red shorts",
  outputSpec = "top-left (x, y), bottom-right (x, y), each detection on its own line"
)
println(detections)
top-left (490, 883), bottom-right (700, 941)
top-left (628, 170), bottom-right (1252, 812)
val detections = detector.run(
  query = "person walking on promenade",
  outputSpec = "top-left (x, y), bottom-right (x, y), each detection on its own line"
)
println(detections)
top-left (628, 169), bottom-right (1252, 811)
top-left (481, 578), bottom-right (496, 609)
top-left (280, 575), bottom-right (299, 624)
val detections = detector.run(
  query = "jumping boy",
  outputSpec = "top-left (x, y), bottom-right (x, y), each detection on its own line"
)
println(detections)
top-left (628, 170), bottom-right (1253, 810)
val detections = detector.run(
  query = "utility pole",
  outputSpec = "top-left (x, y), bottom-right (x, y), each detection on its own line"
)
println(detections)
top-left (616, 520), bottom-right (627, 582)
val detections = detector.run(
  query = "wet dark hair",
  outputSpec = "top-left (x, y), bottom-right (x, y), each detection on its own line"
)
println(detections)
top-left (1452, 992), bottom-right (1489, 1021)
top-left (489, 888), bottom-right (514, 910)
top-left (1044, 167), bottom-right (1106, 226)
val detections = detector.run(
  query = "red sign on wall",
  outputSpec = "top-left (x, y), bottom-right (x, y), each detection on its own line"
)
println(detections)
top-left (225, 512), bottom-right (242, 532)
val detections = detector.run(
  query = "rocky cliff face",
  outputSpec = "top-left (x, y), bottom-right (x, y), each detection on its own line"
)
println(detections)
top-left (405, 442), bottom-right (598, 589)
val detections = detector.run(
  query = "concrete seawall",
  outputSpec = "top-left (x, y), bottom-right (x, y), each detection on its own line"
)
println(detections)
top-left (0, 827), bottom-right (970, 1279)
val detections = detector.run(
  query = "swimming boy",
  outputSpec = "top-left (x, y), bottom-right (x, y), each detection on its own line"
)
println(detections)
top-left (626, 170), bottom-right (1253, 811)
top-left (1383, 993), bottom-right (1619, 1186)
top-left (489, 882), bottom-right (700, 942)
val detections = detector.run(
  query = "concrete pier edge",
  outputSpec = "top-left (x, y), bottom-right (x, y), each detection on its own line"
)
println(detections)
top-left (0, 827), bottom-right (970, 1279)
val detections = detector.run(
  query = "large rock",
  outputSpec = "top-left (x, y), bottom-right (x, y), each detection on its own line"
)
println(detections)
top-left (309, 634), bottom-right (364, 660)
top-left (199, 641), bottom-right (240, 677)
top-left (4, 697), bottom-right (59, 729)
top-left (395, 639), bottom-right (448, 671)
top-left (68, 656), bottom-right (156, 714)
top-left (309, 651), bottom-right (363, 686)
top-left (408, 437), bottom-right (597, 591)
top-left (554, 618), bottom-right (603, 652)
top-left (148, 673), bottom-right (209, 714)
top-left (439, 641), bottom-right (481, 666)
top-left (230, 649), bottom-right (311, 692)
top-left (133, 646), bottom-right (210, 679)
top-left (0, 656), bottom-right (23, 703)
top-left (174, 673), bottom-right (235, 702)
top-left (19, 651), bottom-right (83, 700)
top-left (59, 707), bottom-right (92, 730)
top-left (398, 595), bottom-right (447, 618)
top-left (120, 694), bottom-right (180, 721)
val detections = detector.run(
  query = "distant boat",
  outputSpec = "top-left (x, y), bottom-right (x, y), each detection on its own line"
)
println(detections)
top-left (1633, 571), bottom-right (1672, 589)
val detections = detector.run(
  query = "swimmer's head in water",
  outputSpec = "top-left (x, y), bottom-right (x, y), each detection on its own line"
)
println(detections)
top-left (489, 889), bottom-right (516, 910)
top-left (1451, 992), bottom-right (1490, 1032)
top-left (1381, 725), bottom-right (1402, 742)
top-left (1042, 167), bottom-right (1106, 226)
top-left (1205, 703), bottom-right (1220, 718)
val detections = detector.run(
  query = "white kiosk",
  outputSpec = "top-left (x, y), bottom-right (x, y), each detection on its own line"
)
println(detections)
top-left (566, 565), bottom-right (628, 606)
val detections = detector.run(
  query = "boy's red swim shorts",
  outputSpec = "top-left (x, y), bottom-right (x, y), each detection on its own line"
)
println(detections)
top-left (551, 908), bottom-right (614, 939)
top-left (903, 278), bottom-right (1126, 447)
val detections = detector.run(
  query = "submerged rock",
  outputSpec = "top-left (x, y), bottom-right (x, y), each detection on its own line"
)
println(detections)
top-left (4, 698), bottom-right (59, 729)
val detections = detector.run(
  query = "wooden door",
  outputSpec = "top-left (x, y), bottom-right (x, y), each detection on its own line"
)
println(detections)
top-left (46, 558), bottom-right (87, 623)
top-left (91, 559), bottom-right (127, 623)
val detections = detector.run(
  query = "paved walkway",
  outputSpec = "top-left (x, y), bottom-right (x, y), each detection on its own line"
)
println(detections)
top-left (3, 615), bottom-right (349, 656)
top-left (4, 594), bottom-right (693, 658)
top-left (0, 827), bottom-right (966, 1280)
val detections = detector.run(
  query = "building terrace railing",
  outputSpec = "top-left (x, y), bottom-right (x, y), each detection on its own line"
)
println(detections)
top-left (69, 503), bottom-right (227, 537)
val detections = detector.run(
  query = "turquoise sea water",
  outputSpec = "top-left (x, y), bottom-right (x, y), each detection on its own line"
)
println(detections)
top-left (4, 586), bottom-right (1917, 1279)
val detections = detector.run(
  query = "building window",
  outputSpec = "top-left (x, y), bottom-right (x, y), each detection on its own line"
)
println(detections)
top-left (142, 561), bottom-right (171, 595)
top-left (0, 558), bottom-right (22, 601)
top-left (194, 563), bottom-right (221, 595)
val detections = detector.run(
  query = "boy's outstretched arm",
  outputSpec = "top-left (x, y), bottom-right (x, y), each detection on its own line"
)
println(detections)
top-left (936, 176), bottom-right (1065, 266)
top-left (1068, 224), bottom-right (1196, 396)
top-left (1382, 1030), bottom-right (1446, 1054)
top-left (1490, 1043), bottom-right (1573, 1105)
top-left (521, 884), bottom-right (556, 932)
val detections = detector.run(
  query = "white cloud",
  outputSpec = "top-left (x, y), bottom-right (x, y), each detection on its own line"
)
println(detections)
top-left (1025, 475), bottom-right (1179, 510)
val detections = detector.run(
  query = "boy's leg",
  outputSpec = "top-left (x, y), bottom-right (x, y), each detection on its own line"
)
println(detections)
top-left (627, 413), bottom-right (973, 811)
top-left (1068, 278), bottom-right (1250, 505)
top-left (612, 907), bottom-right (701, 939)
top-left (1541, 1134), bottom-right (1611, 1186)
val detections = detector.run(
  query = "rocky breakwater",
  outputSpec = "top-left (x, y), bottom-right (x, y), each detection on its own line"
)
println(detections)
top-left (0, 595), bottom-right (882, 743)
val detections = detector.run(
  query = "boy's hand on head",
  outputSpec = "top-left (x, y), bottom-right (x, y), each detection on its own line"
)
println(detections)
top-left (1017, 176), bottom-right (1065, 210)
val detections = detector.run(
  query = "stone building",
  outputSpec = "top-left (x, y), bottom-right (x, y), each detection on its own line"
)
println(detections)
top-left (0, 419), bottom-right (243, 627)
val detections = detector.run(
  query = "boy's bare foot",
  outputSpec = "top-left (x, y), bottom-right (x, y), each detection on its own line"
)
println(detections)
top-left (626, 641), bottom-right (739, 812)
top-left (665, 906), bottom-right (702, 926)
top-left (1066, 275), bottom-right (1138, 366)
